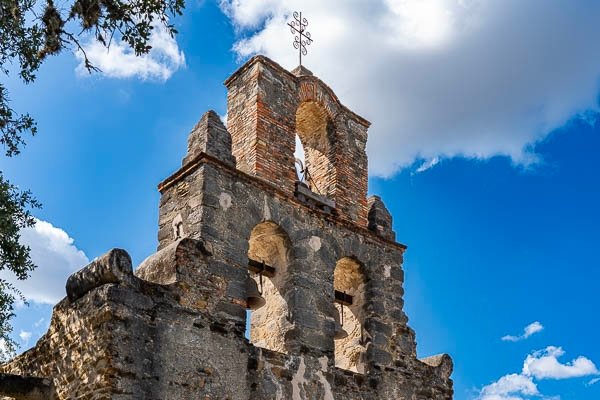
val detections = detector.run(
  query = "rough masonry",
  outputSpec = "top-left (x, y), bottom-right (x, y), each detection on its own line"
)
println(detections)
top-left (0, 55), bottom-right (453, 399)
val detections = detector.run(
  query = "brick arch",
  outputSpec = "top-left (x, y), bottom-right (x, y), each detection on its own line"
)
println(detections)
top-left (295, 76), bottom-right (354, 201)
top-left (297, 78), bottom-right (343, 122)
top-left (295, 77), bottom-right (369, 223)
top-left (294, 100), bottom-right (338, 197)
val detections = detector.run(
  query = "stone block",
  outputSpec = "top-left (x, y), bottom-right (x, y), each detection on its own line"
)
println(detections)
top-left (66, 249), bottom-right (133, 303)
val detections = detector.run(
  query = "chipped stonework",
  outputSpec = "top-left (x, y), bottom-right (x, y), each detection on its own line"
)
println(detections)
top-left (384, 265), bottom-right (392, 278)
top-left (291, 357), bottom-right (307, 400)
top-left (172, 213), bottom-right (184, 240)
top-left (263, 195), bottom-right (272, 221)
top-left (219, 192), bottom-right (232, 210)
top-left (317, 356), bottom-right (334, 400)
top-left (308, 236), bottom-right (322, 252)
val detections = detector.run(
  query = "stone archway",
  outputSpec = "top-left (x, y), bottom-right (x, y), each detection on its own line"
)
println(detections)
top-left (333, 257), bottom-right (367, 373)
top-left (247, 221), bottom-right (293, 353)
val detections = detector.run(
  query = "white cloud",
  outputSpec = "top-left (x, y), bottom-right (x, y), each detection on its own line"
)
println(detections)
top-left (478, 346), bottom-right (599, 400)
top-left (76, 23), bottom-right (185, 81)
top-left (478, 373), bottom-right (538, 400)
top-left (0, 338), bottom-right (13, 361)
top-left (588, 377), bottom-right (600, 386)
top-left (221, 0), bottom-right (600, 177)
top-left (220, 113), bottom-right (228, 127)
top-left (502, 321), bottom-right (544, 342)
top-left (415, 156), bottom-right (440, 173)
top-left (18, 330), bottom-right (32, 345)
top-left (0, 219), bottom-right (89, 305)
top-left (523, 346), bottom-right (599, 380)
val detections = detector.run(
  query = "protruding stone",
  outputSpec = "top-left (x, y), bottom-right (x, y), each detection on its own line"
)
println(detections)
top-left (367, 195), bottom-right (396, 241)
top-left (291, 65), bottom-right (313, 76)
top-left (183, 110), bottom-right (236, 167)
top-left (136, 238), bottom-right (211, 285)
top-left (66, 248), bottom-right (133, 303)
top-left (421, 354), bottom-right (454, 380)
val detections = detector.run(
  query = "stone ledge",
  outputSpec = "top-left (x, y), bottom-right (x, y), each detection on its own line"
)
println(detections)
top-left (157, 151), bottom-right (407, 251)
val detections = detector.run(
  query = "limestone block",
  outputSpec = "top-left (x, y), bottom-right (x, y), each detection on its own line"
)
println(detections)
top-left (367, 195), bottom-right (396, 241)
top-left (136, 238), bottom-right (211, 285)
top-left (65, 249), bottom-right (133, 303)
top-left (421, 353), bottom-right (454, 380)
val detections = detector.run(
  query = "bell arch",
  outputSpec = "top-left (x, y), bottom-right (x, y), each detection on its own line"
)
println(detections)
top-left (295, 100), bottom-right (337, 198)
top-left (225, 57), bottom-right (370, 224)
top-left (246, 221), bottom-right (293, 354)
top-left (333, 257), bottom-right (367, 373)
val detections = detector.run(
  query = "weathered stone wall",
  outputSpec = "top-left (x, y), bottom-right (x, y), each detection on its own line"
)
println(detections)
top-left (0, 238), bottom-right (452, 400)
top-left (0, 288), bottom-right (125, 399)
top-left (2, 242), bottom-right (252, 400)
top-left (0, 251), bottom-right (137, 399)
top-left (158, 159), bottom-right (411, 361)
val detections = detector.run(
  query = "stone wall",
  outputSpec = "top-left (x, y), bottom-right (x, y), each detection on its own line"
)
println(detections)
top-left (158, 158), bottom-right (411, 361)
top-left (0, 237), bottom-right (451, 400)
top-left (151, 154), bottom-right (452, 398)
top-left (2, 241), bottom-right (252, 400)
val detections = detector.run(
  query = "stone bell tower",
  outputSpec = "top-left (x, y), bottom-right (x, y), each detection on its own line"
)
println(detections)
top-left (154, 56), bottom-right (453, 398)
top-left (0, 56), bottom-right (453, 400)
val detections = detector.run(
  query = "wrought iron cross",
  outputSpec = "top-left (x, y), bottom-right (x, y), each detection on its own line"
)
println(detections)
top-left (288, 11), bottom-right (313, 66)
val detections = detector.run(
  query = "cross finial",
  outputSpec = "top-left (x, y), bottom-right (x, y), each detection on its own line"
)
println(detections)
top-left (288, 11), bottom-right (313, 67)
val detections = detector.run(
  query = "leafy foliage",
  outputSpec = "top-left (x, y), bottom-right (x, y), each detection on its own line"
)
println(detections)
top-left (0, 174), bottom-right (39, 359)
top-left (1, 0), bottom-right (185, 152)
top-left (0, 0), bottom-right (185, 356)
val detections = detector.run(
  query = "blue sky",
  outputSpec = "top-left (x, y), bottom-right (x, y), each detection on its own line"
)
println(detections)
top-left (1, 1), bottom-right (600, 399)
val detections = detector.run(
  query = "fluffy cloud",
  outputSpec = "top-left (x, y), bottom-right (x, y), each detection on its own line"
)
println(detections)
top-left (415, 157), bottom-right (440, 174)
top-left (76, 23), bottom-right (185, 81)
top-left (478, 373), bottom-right (538, 400)
top-left (18, 330), bottom-right (32, 344)
top-left (478, 346), bottom-right (599, 400)
top-left (221, 0), bottom-right (600, 176)
top-left (523, 346), bottom-right (599, 380)
top-left (0, 219), bottom-right (89, 305)
top-left (502, 321), bottom-right (544, 342)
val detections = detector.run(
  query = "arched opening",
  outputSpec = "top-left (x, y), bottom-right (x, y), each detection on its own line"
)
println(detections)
top-left (295, 101), bottom-right (336, 197)
top-left (334, 257), bottom-right (367, 373)
top-left (247, 221), bottom-right (292, 353)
